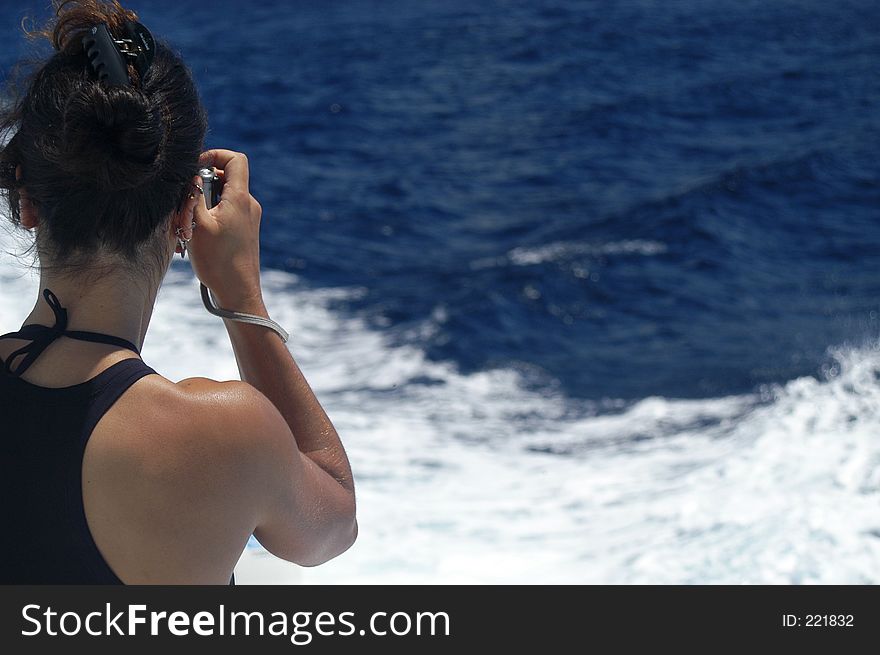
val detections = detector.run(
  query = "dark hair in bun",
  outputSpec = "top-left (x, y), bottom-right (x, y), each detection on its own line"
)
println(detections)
top-left (0, 0), bottom-right (207, 278)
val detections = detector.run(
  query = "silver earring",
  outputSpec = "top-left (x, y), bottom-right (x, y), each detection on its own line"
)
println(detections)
top-left (175, 226), bottom-right (191, 259)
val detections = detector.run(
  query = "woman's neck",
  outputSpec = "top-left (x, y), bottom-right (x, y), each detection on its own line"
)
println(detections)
top-left (22, 274), bottom-right (159, 351)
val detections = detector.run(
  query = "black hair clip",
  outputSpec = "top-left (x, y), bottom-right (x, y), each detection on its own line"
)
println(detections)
top-left (82, 21), bottom-right (155, 87)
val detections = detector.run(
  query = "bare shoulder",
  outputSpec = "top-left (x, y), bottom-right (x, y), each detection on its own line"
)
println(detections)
top-left (89, 374), bottom-right (271, 488)
top-left (131, 376), bottom-right (289, 468)
top-left (86, 372), bottom-right (289, 510)
top-left (175, 375), bottom-right (268, 406)
top-left (123, 375), bottom-right (255, 440)
top-left (83, 374), bottom-right (280, 582)
top-left (172, 375), bottom-right (287, 443)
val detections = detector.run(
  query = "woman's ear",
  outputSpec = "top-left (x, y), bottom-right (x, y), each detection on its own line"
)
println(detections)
top-left (16, 165), bottom-right (39, 230)
top-left (19, 190), bottom-right (39, 229)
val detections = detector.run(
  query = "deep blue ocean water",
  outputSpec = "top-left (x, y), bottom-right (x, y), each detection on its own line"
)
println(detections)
top-left (3, 0), bottom-right (878, 401)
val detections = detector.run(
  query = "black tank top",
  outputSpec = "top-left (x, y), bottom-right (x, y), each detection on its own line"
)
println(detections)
top-left (0, 288), bottom-right (234, 584)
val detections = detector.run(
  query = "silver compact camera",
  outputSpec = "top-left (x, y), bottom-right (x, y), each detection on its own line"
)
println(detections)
top-left (198, 167), bottom-right (223, 209)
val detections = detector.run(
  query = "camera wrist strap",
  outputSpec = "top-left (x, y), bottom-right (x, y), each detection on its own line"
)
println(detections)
top-left (199, 283), bottom-right (290, 343)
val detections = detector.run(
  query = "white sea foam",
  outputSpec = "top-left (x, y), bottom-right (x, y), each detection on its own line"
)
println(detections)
top-left (1, 228), bottom-right (878, 584)
top-left (470, 239), bottom-right (667, 270)
top-left (507, 239), bottom-right (667, 266)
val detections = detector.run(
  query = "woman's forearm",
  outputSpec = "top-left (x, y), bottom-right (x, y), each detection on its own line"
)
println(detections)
top-left (215, 291), bottom-right (354, 492)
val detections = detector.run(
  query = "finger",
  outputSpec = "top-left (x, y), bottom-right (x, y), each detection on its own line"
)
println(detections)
top-left (199, 149), bottom-right (236, 168)
top-left (199, 149), bottom-right (248, 193)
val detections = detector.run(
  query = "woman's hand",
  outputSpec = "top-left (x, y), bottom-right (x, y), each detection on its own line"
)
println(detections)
top-left (188, 149), bottom-right (265, 310)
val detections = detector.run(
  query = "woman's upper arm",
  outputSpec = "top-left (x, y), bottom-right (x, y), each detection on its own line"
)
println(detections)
top-left (214, 380), bottom-right (357, 566)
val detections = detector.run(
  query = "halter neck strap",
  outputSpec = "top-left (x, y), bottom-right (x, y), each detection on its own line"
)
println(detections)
top-left (0, 288), bottom-right (141, 377)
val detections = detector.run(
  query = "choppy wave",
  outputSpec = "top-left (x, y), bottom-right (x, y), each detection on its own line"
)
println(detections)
top-left (4, 236), bottom-right (876, 583)
top-left (470, 239), bottom-right (668, 269)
